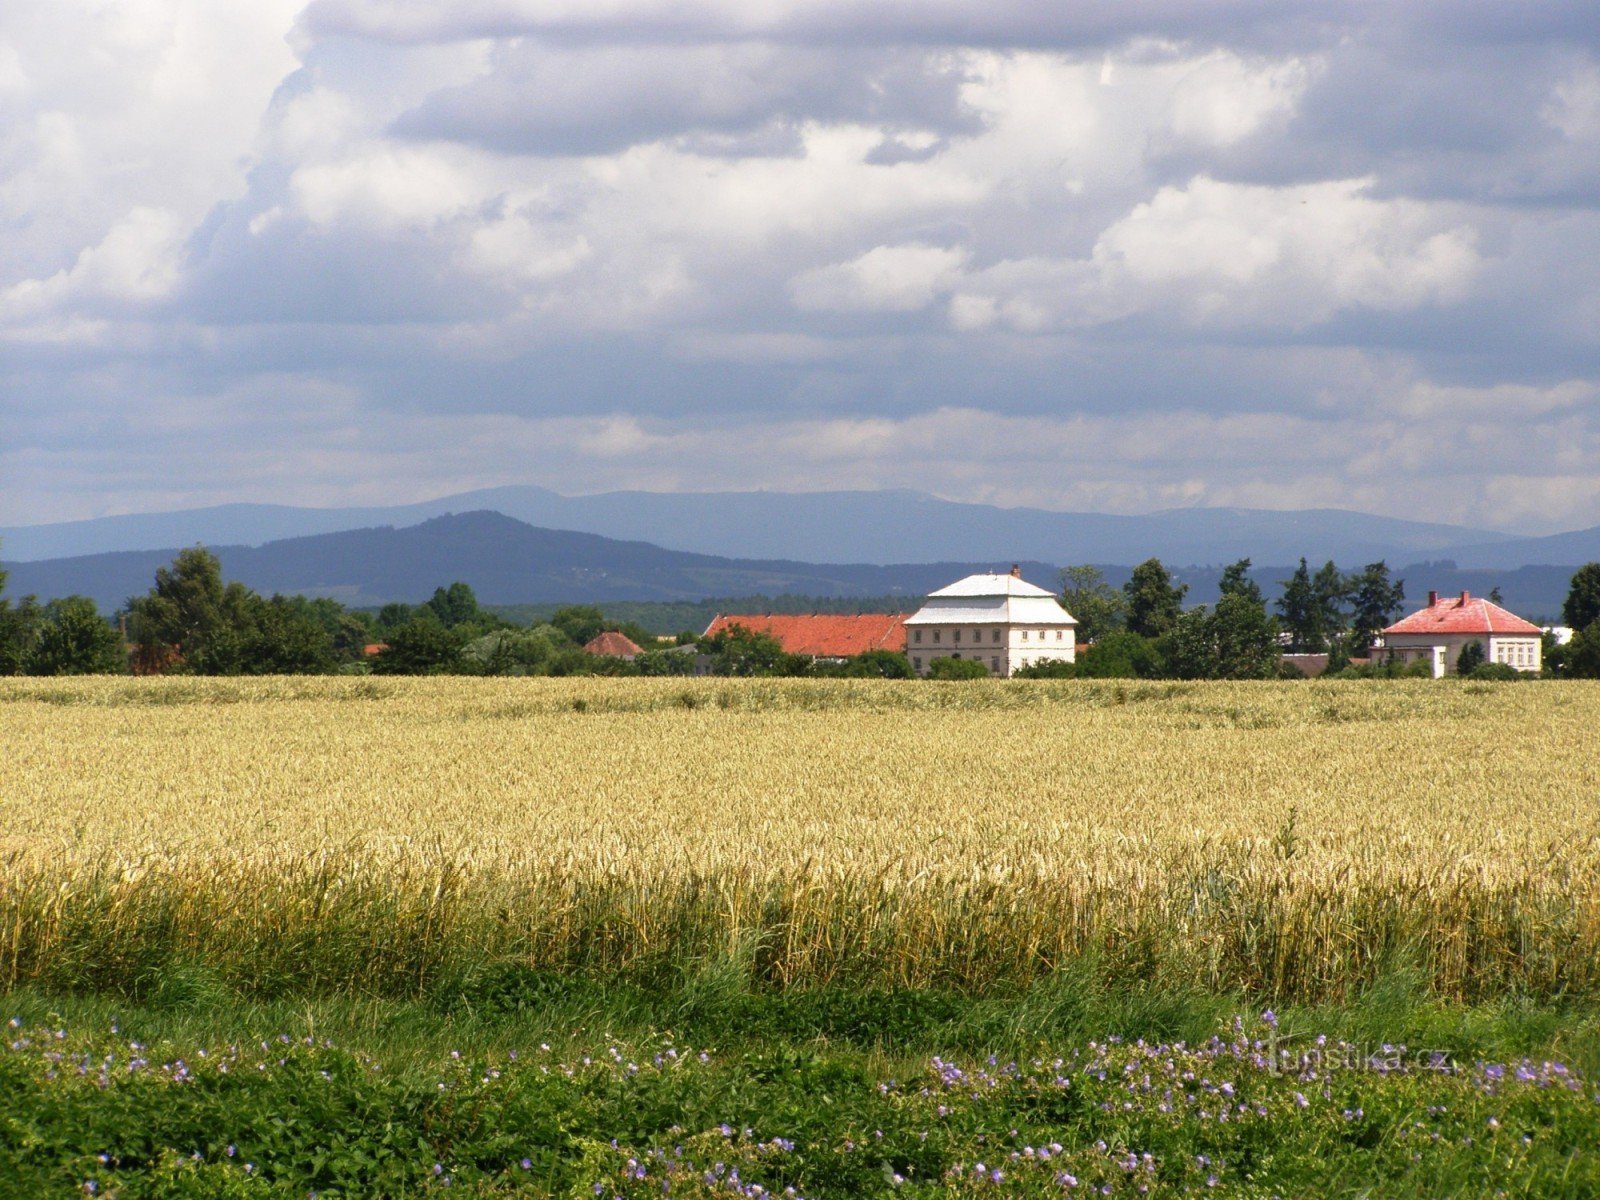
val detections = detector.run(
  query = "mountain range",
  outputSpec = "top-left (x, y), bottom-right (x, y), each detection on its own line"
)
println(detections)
top-left (1, 511), bottom-right (1061, 613)
top-left (6, 486), bottom-right (1597, 568)
top-left (3, 509), bottom-right (1586, 622)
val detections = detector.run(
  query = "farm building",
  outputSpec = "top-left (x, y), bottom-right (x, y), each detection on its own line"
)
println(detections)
top-left (701, 613), bottom-right (907, 661)
top-left (583, 630), bottom-right (644, 659)
top-left (1371, 590), bottom-right (1543, 677)
top-left (904, 566), bottom-right (1076, 677)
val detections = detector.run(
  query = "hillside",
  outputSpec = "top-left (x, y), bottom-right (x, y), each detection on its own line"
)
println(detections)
top-left (1, 486), bottom-right (1546, 567)
top-left (1, 511), bottom-right (1060, 612)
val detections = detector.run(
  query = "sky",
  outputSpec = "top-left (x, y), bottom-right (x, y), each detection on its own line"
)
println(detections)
top-left (3, 1), bottom-right (1599, 533)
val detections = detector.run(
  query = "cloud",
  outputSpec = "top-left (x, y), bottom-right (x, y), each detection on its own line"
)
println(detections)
top-left (947, 176), bottom-right (1480, 332)
top-left (791, 243), bottom-right (969, 313)
top-left (4, 3), bottom-right (1600, 537)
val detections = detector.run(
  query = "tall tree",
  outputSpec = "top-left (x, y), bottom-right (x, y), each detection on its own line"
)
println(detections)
top-left (1217, 558), bottom-right (1264, 605)
top-left (26, 596), bottom-right (125, 675)
top-left (1123, 558), bottom-right (1187, 639)
top-left (124, 547), bottom-right (261, 674)
top-left (1058, 565), bottom-right (1125, 643)
top-left (1346, 561), bottom-right (1405, 652)
top-left (1276, 559), bottom-right (1319, 653)
top-left (1564, 563), bottom-right (1600, 632)
top-left (1311, 560), bottom-right (1350, 649)
top-left (425, 581), bottom-right (481, 629)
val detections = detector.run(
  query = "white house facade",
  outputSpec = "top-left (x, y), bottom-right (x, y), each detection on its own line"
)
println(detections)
top-left (904, 567), bottom-right (1077, 677)
top-left (1371, 590), bottom-right (1543, 677)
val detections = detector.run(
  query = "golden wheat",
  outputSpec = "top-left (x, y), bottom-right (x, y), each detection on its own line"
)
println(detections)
top-left (2, 676), bottom-right (1597, 1001)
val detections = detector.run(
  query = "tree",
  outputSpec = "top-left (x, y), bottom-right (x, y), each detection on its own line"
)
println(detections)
top-left (699, 624), bottom-right (808, 676)
top-left (1217, 558), bottom-right (1263, 606)
top-left (241, 596), bottom-right (338, 674)
top-left (838, 649), bottom-right (915, 678)
top-left (425, 582), bottom-right (481, 629)
top-left (927, 656), bottom-right (991, 680)
top-left (26, 596), bottom-right (125, 675)
top-left (124, 547), bottom-right (260, 674)
top-left (1211, 588), bottom-right (1280, 679)
top-left (0, 548), bottom-right (43, 674)
top-left (1277, 559), bottom-right (1349, 653)
top-left (1123, 559), bottom-right (1186, 639)
top-left (1455, 640), bottom-right (1486, 676)
top-left (1560, 621), bottom-right (1600, 678)
top-left (1075, 631), bottom-right (1164, 678)
top-left (372, 617), bottom-right (463, 674)
top-left (1346, 561), bottom-right (1405, 653)
top-left (1059, 565), bottom-right (1124, 643)
top-left (550, 605), bottom-right (607, 647)
top-left (1563, 563), bottom-right (1600, 633)
top-left (1311, 560), bottom-right (1350, 649)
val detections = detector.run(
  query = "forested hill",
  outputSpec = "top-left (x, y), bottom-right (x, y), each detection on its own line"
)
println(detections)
top-left (1, 511), bottom-right (1061, 612)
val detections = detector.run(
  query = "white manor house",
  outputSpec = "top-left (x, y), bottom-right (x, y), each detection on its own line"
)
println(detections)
top-left (904, 567), bottom-right (1078, 677)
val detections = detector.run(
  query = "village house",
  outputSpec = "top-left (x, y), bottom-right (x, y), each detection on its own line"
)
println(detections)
top-left (583, 630), bottom-right (644, 659)
top-left (1371, 589), bottom-right (1543, 677)
top-left (903, 566), bottom-right (1077, 677)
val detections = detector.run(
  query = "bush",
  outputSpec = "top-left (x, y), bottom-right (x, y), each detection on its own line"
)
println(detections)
top-left (1469, 662), bottom-right (1520, 681)
top-left (927, 656), bottom-right (991, 680)
top-left (1455, 640), bottom-right (1486, 676)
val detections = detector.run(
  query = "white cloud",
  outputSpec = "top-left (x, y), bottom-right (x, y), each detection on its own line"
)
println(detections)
top-left (790, 243), bottom-right (969, 312)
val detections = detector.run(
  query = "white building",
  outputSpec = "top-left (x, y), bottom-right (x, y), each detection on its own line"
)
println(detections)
top-left (904, 567), bottom-right (1077, 677)
top-left (1371, 589), bottom-right (1544, 677)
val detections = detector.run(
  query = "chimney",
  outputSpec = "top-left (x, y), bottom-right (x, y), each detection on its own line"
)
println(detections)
top-left (1010, 563), bottom-right (1021, 578)
top-left (1459, 590), bottom-right (1470, 605)
top-left (1427, 590), bottom-right (1438, 606)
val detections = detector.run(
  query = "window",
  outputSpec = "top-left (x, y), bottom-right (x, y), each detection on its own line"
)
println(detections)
top-left (913, 657), bottom-right (922, 670)
top-left (1055, 630), bottom-right (1063, 641)
top-left (932, 630), bottom-right (941, 644)
top-left (954, 628), bottom-right (962, 643)
top-left (1021, 630), bottom-right (1029, 641)
top-left (993, 629), bottom-right (1001, 643)
top-left (913, 629), bottom-right (922, 644)
top-left (991, 657), bottom-right (1000, 671)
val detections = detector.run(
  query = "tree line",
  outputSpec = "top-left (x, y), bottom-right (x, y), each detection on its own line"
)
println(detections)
top-left (4, 544), bottom-right (1600, 679)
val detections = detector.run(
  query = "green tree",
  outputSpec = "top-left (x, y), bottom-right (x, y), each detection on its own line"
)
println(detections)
top-left (1059, 565), bottom-right (1124, 643)
top-left (1074, 631), bottom-right (1164, 678)
top-left (699, 624), bottom-right (808, 676)
top-left (425, 582), bottom-right (481, 629)
top-left (1277, 558), bottom-right (1349, 653)
top-left (372, 617), bottom-right (463, 675)
top-left (1217, 558), bottom-right (1263, 606)
top-left (838, 649), bottom-right (915, 678)
top-left (1455, 639), bottom-right (1486, 676)
top-left (1346, 561), bottom-right (1405, 653)
top-left (241, 596), bottom-right (337, 674)
top-left (124, 547), bottom-right (260, 674)
top-left (374, 603), bottom-right (416, 636)
top-left (927, 656), bottom-right (991, 679)
top-left (26, 596), bottom-right (125, 675)
top-left (1123, 559), bottom-right (1187, 639)
top-left (550, 605), bottom-right (607, 647)
top-left (1211, 587), bottom-right (1281, 679)
top-left (1560, 621), bottom-right (1600, 678)
top-left (1563, 563), bottom-right (1600, 632)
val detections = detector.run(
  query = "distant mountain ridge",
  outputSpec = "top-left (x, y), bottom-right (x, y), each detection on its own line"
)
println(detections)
top-left (1, 512), bottom-right (1062, 613)
top-left (8, 485), bottom-right (1586, 568)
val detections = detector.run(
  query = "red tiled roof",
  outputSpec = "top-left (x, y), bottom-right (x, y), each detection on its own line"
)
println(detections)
top-left (704, 613), bottom-right (908, 657)
top-left (584, 631), bottom-right (644, 657)
top-left (1383, 591), bottom-right (1542, 637)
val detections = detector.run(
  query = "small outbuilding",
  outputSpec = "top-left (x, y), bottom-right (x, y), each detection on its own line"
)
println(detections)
top-left (904, 566), bottom-right (1076, 677)
top-left (1371, 590), bottom-right (1542, 677)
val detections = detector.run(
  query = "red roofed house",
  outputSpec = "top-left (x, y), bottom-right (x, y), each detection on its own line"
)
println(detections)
top-left (702, 613), bottom-right (907, 661)
top-left (584, 630), bottom-right (644, 659)
top-left (1372, 590), bottom-right (1543, 677)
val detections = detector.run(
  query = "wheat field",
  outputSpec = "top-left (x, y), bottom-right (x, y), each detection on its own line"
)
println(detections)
top-left (3, 676), bottom-right (1598, 1002)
